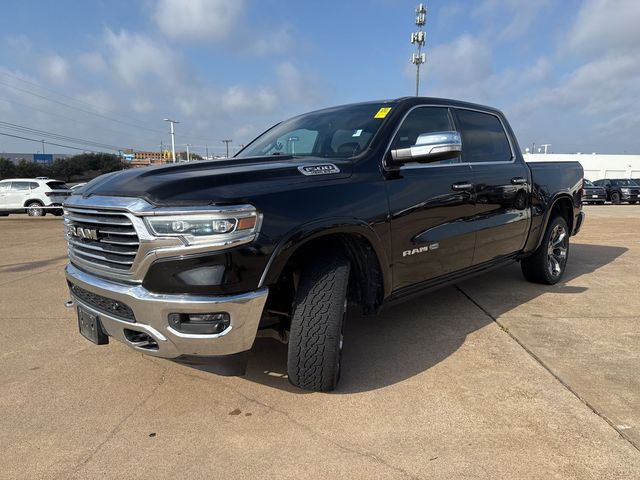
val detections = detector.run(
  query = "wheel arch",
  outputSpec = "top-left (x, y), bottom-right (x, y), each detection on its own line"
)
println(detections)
top-left (23, 198), bottom-right (44, 207)
top-left (534, 194), bottom-right (574, 251)
top-left (260, 219), bottom-right (391, 314)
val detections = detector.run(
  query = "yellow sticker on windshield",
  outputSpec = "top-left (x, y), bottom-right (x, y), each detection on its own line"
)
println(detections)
top-left (374, 107), bottom-right (392, 119)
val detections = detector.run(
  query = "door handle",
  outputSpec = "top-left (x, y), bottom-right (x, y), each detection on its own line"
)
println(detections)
top-left (511, 177), bottom-right (527, 185)
top-left (451, 182), bottom-right (474, 192)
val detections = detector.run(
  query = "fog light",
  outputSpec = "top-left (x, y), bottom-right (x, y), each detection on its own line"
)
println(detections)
top-left (168, 312), bottom-right (230, 335)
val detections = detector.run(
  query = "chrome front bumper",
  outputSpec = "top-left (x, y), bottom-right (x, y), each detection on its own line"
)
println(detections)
top-left (65, 264), bottom-right (268, 359)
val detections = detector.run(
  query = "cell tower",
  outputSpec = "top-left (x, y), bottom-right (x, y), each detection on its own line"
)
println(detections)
top-left (411, 3), bottom-right (427, 96)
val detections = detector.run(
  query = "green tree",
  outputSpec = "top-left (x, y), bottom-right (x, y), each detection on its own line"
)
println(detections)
top-left (0, 158), bottom-right (16, 179)
top-left (50, 158), bottom-right (81, 182)
top-left (15, 159), bottom-right (48, 178)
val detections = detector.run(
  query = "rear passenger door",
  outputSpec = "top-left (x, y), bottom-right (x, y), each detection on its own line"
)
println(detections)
top-left (453, 108), bottom-right (530, 264)
top-left (0, 181), bottom-right (10, 209)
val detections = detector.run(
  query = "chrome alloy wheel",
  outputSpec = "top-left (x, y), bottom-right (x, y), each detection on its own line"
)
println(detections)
top-left (547, 224), bottom-right (568, 277)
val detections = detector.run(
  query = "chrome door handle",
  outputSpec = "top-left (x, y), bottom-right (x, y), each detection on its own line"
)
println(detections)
top-left (451, 182), bottom-right (474, 191)
top-left (511, 177), bottom-right (527, 185)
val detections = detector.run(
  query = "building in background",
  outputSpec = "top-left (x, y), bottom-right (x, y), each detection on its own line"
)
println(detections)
top-left (524, 154), bottom-right (640, 181)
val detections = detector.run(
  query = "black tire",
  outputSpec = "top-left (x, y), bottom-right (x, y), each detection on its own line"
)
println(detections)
top-left (611, 192), bottom-right (621, 205)
top-left (521, 216), bottom-right (569, 285)
top-left (287, 255), bottom-right (350, 392)
top-left (26, 201), bottom-right (45, 217)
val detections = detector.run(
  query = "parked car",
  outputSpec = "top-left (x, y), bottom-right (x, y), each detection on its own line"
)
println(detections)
top-left (0, 178), bottom-right (71, 216)
top-left (592, 178), bottom-right (640, 204)
top-left (582, 179), bottom-right (607, 204)
top-left (63, 97), bottom-right (584, 391)
top-left (70, 183), bottom-right (87, 194)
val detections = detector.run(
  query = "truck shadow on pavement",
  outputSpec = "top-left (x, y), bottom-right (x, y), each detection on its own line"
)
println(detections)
top-left (243, 243), bottom-right (627, 393)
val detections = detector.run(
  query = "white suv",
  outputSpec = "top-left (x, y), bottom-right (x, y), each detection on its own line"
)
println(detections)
top-left (0, 178), bottom-right (72, 216)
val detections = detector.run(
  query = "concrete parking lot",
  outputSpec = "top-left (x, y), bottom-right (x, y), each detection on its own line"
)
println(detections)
top-left (1, 205), bottom-right (639, 479)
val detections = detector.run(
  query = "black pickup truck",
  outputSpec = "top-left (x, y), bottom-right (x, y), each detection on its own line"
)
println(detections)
top-left (64, 97), bottom-right (584, 391)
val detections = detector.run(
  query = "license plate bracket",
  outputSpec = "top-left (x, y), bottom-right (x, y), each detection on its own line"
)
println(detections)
top-left (78, 307), bottom-right (109, 345)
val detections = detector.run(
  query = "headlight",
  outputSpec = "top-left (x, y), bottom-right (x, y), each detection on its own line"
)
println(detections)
top-left (621, 188), bottom-right (631, 193)
top-left (144, 208), bottom-right (260, 246)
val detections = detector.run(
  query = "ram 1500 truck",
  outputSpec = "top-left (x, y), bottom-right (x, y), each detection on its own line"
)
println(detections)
top-left (64, 97), bottom-right (584, 391)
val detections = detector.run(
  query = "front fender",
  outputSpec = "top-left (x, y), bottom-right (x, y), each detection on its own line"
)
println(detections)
top-left (258, 217), bottom-right (392, 298)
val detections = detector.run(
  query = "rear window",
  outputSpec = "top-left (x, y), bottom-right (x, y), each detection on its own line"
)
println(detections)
top-left (455, 109), bottom-right (512, 163)
top-left (46, 181), bottom-right (69, 190)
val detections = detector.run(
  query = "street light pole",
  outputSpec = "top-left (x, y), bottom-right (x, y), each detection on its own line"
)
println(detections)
top-left (42, 139), bottom-right (45, 155)
top-left (186, 143), bottom-right (191, 162)
top-left (164, 118), bottom-right (179, 163)
top-left (222, 139), bottom-right (232, 158)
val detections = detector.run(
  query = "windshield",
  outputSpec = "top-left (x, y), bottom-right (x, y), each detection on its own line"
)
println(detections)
top-left (611, 179), bottom-right (639, 187)
top-left (237, 103), bottom-right (393, 159)
top-left (584, 179), bottom-right (594, 186)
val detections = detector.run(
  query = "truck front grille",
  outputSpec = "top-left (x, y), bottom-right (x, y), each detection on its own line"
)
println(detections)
top-left (64, 206), bottom-right (140, 273)
top-left (69, 282), bottom-right (136, 322)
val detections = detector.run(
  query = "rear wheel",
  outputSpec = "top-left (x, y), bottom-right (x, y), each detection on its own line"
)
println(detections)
top-left (26, 201), bottom-right (45, 217)
top-left (611, 192), bottom-right (621, 205)
top-left (287, 255), bottom-right (350, 392)
top-left (521, 216), bottom-right (569, 285)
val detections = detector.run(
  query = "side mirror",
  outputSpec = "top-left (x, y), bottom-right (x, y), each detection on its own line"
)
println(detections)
top-left (390, 131), bottom-right (462, 165)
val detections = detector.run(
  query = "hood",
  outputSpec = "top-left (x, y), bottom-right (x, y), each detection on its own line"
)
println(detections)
top-left (80, 156), bottom-right (353, 206)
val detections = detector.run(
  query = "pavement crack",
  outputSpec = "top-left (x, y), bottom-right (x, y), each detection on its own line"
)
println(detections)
top-left (170, 368), bottom-right (423, 480)
top-left (62, 367), bottom-right (168, 478)
top-left (454, 284), bottom-right (640, 454)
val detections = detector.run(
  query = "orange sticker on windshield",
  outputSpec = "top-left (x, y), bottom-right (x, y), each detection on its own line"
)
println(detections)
top-left (374, 107), bottom-right (392, 119)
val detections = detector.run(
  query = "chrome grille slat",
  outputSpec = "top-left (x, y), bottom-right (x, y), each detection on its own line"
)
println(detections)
top-left (64, 213), bottom-right (132, 226)
top-left (64, 206), bottom-right (140, 274)
top-left (67, 237), bottom-right (138, 255)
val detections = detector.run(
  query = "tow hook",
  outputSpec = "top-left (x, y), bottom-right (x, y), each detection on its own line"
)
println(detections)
top-left (64, 300), bottom-right (74, 308)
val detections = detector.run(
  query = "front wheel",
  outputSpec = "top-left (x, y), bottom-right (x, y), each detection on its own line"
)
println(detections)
top-left (287, 255), bottom-right (350, 392)
top-left (521, 216), bottom-right (569, 285)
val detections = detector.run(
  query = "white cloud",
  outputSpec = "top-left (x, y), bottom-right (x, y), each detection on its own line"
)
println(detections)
top-left (153, 0), bottom-right (244, 42)
top-left (221, 85), bottom-right (277, 113)
top-left (473, 0), bottom-right (550, 40)
top-left (78, 52), bottom-right (107, 73)
top-left (42, 55), bottom-right (69, 84)
top-left (253, 27), bottom-right (293, 55)
top-left (567, 0), bottom-right (640, 56)
top-left (103, 29), bottom-right (179, 87)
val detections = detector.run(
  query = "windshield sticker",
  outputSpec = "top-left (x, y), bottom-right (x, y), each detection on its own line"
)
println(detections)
top-left (374, 107), bottom-right (392, 119)
top-left (352, 129), bottom-right (363, 137)
top-left (298, 164), bottom-right (341, 176)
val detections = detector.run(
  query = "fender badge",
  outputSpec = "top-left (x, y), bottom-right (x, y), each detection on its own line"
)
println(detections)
top-left (298, 164), bottom-right (340, 176)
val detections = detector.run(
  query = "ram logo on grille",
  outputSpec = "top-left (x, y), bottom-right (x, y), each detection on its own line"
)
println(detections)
top-left (68, 226), bottom-right (99, 240)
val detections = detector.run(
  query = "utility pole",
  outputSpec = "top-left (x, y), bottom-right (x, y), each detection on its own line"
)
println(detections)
top-left (222, 139), bottom-right (232, 158)
top-left (411, 3), bottom-right (427, 96)
top-left (205, 145), bottom-right (209, 160)
top-left (160, 141), bottom-right (164, 162)
top-left (186, 143), bottom-right (191, 162)
top-left (41, 139), bottom-right (45, 155)
top-left (164, 118), bottom-right (179, 163)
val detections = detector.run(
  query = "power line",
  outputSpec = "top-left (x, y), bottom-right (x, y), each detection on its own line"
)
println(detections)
top-left (0, 120), bottom-right (138, 151)
top-left (0, 95), bottom-right (162, 145)
top-left (0, 72), bottom-right (219, 144)
top-left (0, 131), bottom-right (105, 153)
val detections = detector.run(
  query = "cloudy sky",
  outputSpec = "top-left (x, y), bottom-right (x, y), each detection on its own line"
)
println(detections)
top-left (0, 0), bottom-right (639, 156)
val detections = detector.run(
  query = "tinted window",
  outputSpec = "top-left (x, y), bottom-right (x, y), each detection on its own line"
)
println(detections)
top-left (455, 109), bottom-right (512, 163)
top-left (610, 179), bottom-right (638, 187)
top-left (11, 182), bottom-right (31, 191)
top-left (29, 182), bottom-right (39, 189)
top-left (0, 182), bottom-right (10, 192)
top-left (391, 107), bottom-right (458, 165)
top-left (584, 180), bottom-right (594, 186)
top-left (46, 181), bottom-right (69, 190)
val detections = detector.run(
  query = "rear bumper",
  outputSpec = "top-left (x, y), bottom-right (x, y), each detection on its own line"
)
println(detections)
top-left (65, 263), bottom-right (268, 358)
